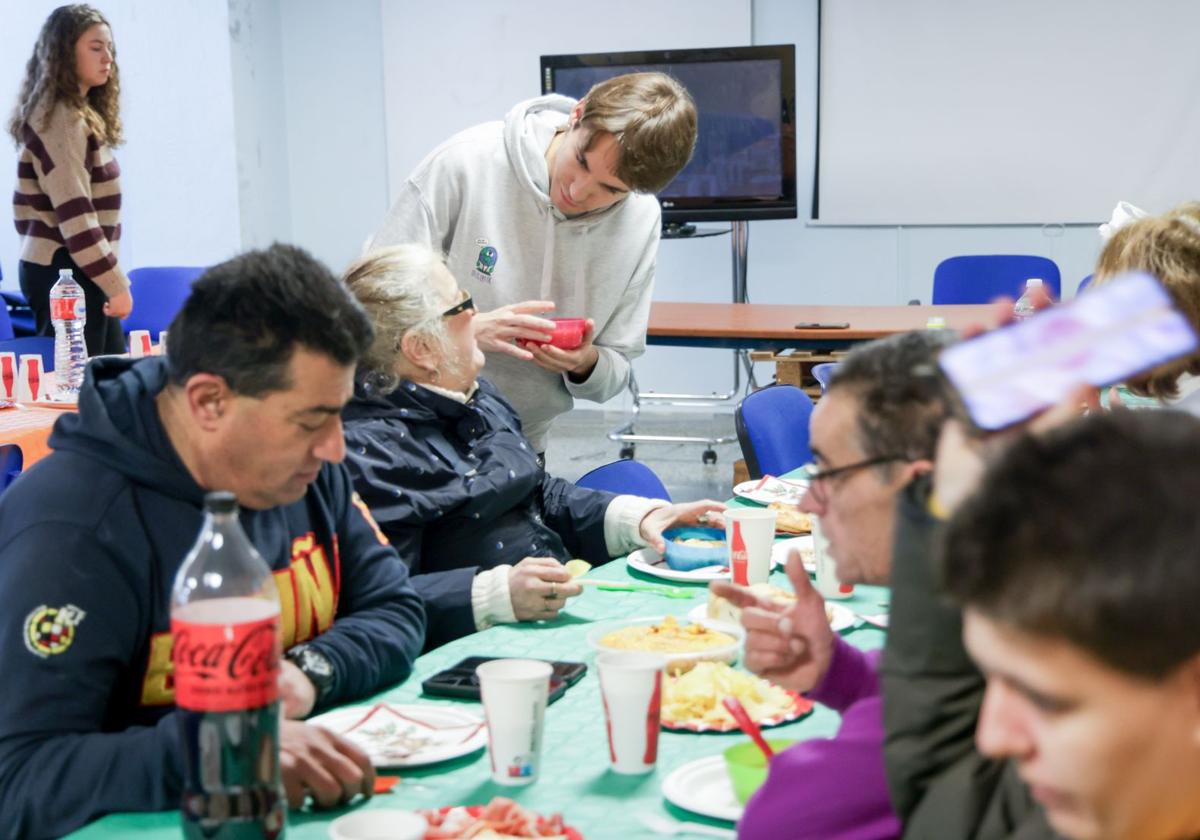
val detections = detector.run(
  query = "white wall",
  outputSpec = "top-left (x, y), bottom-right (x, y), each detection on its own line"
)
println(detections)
top-left (0, 1), bottom-right (242, 291)
top-left (228, 0), bottom-right (293, 251)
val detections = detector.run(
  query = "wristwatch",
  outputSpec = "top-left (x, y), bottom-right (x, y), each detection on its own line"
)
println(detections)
top-left (284, 644), bottom-right (335, 702)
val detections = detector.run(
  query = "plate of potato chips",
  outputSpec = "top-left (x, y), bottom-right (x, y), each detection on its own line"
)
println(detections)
top-left (659, 661), bottom-right (813, 732)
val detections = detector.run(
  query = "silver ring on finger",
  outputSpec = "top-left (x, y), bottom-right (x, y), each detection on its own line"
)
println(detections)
top-left (545, 582), bottom-right (557, 600)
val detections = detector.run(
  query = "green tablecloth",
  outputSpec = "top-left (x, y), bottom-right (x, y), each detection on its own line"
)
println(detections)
top-left (72, 511), bottom-right (886, 838)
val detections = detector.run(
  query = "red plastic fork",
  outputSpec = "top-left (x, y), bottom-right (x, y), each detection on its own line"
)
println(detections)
top-left (722, 695), bottom-right (775, 760)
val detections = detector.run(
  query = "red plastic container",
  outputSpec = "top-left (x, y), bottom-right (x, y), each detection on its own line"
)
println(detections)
top-left (542, 318), bottom-right (586, 350)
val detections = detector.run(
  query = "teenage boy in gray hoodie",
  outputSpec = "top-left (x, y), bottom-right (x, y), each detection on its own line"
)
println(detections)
top-left (368, 72), bottom-right (697, 453)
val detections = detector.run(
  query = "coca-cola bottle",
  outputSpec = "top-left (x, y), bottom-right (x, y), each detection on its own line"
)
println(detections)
top-left (171, 491), bottom-right (286, 838)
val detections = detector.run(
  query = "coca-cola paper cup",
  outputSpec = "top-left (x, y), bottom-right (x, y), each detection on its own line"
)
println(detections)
top-left (16, 355), bottom-right (42, 403)
top-left (725, 508), bottom-right (777, 585)
top-left (155, 331), bottom-right (168, 356)
top-left (475, 659), bottom-right (551, 786)
top-left (0, 352), bottom-right (16, 400)
top-left (596, 651), bottom-right (664, 774)
top-left (129, 330), bottom-right (152, 358)
top-left (812, 517), bottom-right (853, 599)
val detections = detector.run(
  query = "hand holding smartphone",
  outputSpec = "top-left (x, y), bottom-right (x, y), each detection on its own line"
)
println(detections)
top-left (938, 271), bottom-right (1198, 430)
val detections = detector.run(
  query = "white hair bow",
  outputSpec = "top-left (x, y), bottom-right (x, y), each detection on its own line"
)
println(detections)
top-left (1098, 201), bottom-right (1148, 240)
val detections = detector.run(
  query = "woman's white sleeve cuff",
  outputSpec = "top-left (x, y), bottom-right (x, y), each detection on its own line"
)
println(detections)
top-left (603, 495), bottom-right (669, 556)
top-left (471, 565), bottom-right (517, 630)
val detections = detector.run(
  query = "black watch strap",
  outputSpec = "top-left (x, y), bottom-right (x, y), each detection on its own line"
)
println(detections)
top-left (285, 644), bottom-right (335, 701)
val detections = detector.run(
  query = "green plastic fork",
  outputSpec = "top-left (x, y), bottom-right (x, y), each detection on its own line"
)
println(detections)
top-left (577, 580), bottom-right (695, 599)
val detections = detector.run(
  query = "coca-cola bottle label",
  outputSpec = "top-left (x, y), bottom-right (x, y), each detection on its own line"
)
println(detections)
top-left (731, 520), bottom-right (749, 586)
top-left (171, 616), bottom-right (281, 712)
top-left (50, 298), bottom-right (79, 320)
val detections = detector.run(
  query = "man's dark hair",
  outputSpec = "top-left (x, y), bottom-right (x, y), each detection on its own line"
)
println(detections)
top-left (942, 409), bottom-right (1200, 680)
top-left (826, 329), bottom-right (959, 464)
top-left (166, 244), bottom-right (374, 396)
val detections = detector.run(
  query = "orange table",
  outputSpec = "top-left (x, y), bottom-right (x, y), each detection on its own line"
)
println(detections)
top-left (647, 301), bottom-right (994, 350)
top-left (0, 405), bottom-right (75, 468)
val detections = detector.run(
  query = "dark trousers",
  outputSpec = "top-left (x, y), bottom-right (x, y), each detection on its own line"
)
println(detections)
top-left (18, 249), bottom-right (125, 356)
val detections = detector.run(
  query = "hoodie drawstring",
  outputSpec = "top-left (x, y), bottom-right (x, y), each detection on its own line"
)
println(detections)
top-left (540, 211), bottom-right (554, 301)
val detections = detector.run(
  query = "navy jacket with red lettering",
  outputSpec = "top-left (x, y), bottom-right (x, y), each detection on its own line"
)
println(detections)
top-left (0, 356), bottom-right (426, 839)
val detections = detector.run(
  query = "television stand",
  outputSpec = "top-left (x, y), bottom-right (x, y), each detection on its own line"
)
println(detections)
top-left (608, 220), bottom-right (759, 463)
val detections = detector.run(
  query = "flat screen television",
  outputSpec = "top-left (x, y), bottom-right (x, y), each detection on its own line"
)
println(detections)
top-left (540, 44), bottom-right (797, 228)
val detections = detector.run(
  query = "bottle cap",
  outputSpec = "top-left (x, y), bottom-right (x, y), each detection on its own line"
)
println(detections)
top-left (1026, 278), bottom-right (1044, 288)
top-left (925, 316), bottom-right (947, 330)
top-left (203, 491), bottom-right (238, 514)
top-left (58, 269), bottom-right (73, 280)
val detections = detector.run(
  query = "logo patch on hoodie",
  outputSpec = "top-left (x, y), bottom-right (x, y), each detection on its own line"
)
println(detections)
top-left (24, 603), bottom-right (86, 658)
top-left (473, 243), bottom-right (498, 284)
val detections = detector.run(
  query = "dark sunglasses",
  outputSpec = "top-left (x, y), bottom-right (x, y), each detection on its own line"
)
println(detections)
top-left (441, 291), bottom-right (475, 318)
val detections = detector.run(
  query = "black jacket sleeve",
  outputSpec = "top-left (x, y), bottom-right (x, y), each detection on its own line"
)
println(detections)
top-left (384, 521), bottom-right (478, 652)
top-left (0, 524), bottom-right (183, 839)
top-left (881, 477), bottom-right (1053, 839)
top-left (539, 476), bottom-right (617, 562)
top-left (302, 467), bottom-right (426, 711)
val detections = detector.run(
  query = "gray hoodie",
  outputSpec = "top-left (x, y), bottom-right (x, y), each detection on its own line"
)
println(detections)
top-left (369, 95), bottom-right (662, 451)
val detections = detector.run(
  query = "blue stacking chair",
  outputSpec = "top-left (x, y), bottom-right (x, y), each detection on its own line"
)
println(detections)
top-left (1078, 274), bottom-right (1094, 295)
top-left (0, 337), bottom-right (55, 372)
top-left (735, 384), bottom-right (815, 480)
top-left (0, 444), bottom-right (22, 496)
top-left (1, 291), bottom-right (36, 337)
top-left (576, 459), bottom-right (671, 501)
top-left (811, 362), bottom-right (838, 393)
top-left (123, 266), bottom-right (205, 336)
top-left (932, 255), bottom-right (1061, 304)
top-left (0, 304), bottom-right (13, 341)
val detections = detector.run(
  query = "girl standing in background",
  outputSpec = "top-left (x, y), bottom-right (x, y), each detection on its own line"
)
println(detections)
top-left (10, 4), bottom-right (133, 356)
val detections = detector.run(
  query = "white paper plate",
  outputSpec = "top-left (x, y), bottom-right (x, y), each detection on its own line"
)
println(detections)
top-left (732, 476), bottom-right (809, 506)
top-left (307, 703), bottom-right (486, 768)
top-left (688, 601), bottom-right (857, 634)
top-left (627, 548), bottom-right (782, 583)
top-left (662, 755), bottom-right (742, 823)
top-left (770, 536), bottom-right (815, 574)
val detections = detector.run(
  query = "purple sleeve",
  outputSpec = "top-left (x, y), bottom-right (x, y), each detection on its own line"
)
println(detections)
top-left (737, 694), bottom-right (901, 840)
top-left (808, 636), bottom-right (882, 713)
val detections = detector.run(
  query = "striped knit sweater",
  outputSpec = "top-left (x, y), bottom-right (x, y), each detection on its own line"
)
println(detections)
top-left (12, 100), bottom-right (128, 299)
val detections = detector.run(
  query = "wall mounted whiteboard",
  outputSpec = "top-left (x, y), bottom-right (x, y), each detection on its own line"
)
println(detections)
top-left (816, 0), bottom-right (1200, 225)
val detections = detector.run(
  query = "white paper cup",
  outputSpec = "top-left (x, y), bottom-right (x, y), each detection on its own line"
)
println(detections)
top-left (812, 517), bottom-right (854, 599)
top-left (476, 659), bottom-right (552, 786)
top-left (596, 651), bottom-right (665, 774)
top-left (154, 331), bottom-right (168, 356)
top-left (129, 330), bottom-right (152, 358)
top-left (725, 508), bottom-right (778, 585)
top-left (16, 355), bottom-right (42, 403)
top-left (0, 352), bottom-right (15, 400)
top-left (328, 809), bottom-right (427, 840)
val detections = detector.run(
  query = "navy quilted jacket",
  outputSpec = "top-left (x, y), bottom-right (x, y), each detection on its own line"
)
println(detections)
top-left (343, 378), bottom-right (616, 649)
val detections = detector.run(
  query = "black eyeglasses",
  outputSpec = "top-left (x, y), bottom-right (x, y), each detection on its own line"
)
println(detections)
top-left (803, 455), bottom-right (906, 485)
top-left (441, 290), bottom-right (475, 318)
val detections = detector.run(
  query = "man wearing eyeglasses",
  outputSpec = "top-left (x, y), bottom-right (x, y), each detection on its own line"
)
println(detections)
top-left (712, 329), bottom-right (957, 840)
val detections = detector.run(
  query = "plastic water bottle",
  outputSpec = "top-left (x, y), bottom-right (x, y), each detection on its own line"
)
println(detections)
top-left (49, 269), bottom-right (87, 396)
top-left (1013, 278), bottom-right (1044, 321)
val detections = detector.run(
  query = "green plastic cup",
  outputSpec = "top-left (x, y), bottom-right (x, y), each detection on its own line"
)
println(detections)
top-left (723, 739), bottom-right (797, 805)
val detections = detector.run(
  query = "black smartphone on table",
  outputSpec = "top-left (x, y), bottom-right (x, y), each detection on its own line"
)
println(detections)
top-left (794, 321), bottom-right (850, 329)
top-left (421, 656), bottom-right (587, 705)
top-left (938, 271), bottom-right (1199, 430)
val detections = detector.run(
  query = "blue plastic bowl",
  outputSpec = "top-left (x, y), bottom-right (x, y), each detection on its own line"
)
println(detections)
top-left (662, 527), bottom-right (728, 571)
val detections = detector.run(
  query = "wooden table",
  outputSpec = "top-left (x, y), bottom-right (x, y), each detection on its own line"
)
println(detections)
top-left (0, 405), bottom-right (74, 468)
top-left (647, 302), bottom-right (994, 351)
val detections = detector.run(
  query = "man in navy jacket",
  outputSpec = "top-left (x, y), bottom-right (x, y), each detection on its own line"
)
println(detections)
top-left (0, 245), bottom-right (426, 838)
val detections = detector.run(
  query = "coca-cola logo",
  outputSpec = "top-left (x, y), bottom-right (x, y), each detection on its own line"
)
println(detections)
top-left (174, 623), bottom-right (276, 681)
